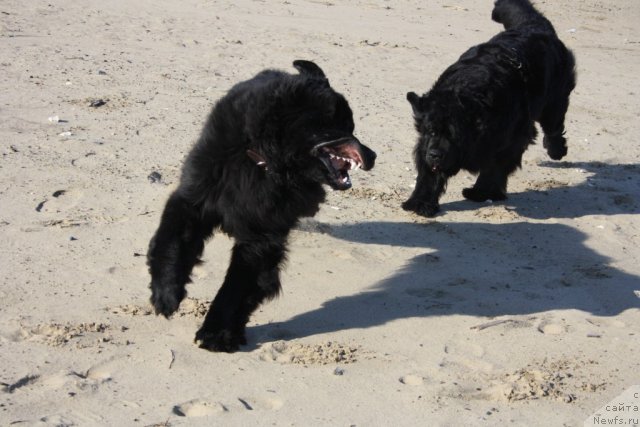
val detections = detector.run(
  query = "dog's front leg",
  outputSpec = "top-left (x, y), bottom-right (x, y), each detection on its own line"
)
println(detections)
top-left (402, 160), bottom-right (447, 217)
top-left (540, 94), bottom-right (571, 161)
top-left (462, 167), bottom-right (509, 202)
top-left (147, 192), bottom-right (216, 318)
top-left (195, 237), bottom-right (286, 352)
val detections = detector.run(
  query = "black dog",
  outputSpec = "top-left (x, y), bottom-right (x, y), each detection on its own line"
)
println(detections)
top-left (402, 0), bottom-right (576, 217)
top-left (147, 60), bottom-right (376, 352)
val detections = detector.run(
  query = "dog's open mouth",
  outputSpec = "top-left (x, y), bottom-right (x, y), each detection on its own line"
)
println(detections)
top-left (427, 153), bottom-right (443, 173)
top-left (312, 137), bottom-right (366, 190)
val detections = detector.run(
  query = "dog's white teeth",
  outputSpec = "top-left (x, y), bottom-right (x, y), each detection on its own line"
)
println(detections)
top-left (328, 153), bottom-right (359, 171)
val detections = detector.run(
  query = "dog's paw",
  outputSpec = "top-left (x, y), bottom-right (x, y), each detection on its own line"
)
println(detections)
top-left (401, 198), bottom-right (418, 212)
top-left (543, 135), bottom-right (568, 161)
top-left (462, 187), bottom-right (506, 202)
top-left (194, 327), bottom-right (247, 353)
top-left (402, 198), bottom-right (440, 217)
top-left (150, 284), bottom-right (185, 318)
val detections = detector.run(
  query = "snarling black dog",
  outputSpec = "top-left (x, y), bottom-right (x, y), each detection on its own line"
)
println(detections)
top-left (402, 0), bottom-right (576, 217)
top-left (147, 60), bottom-right (376, 352)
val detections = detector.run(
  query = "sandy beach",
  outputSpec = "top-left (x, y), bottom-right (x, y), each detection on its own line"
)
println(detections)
top-left (1, 0), bottom-right (639, 425)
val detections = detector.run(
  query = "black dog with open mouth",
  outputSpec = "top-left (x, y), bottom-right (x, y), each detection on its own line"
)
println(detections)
top-left (403, 0), bottom-right (576, 217)
top-left (147, 60), bottom-right (375, 352)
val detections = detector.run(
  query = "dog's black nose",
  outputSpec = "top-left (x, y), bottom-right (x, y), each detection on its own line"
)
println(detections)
top-left (428, 149), bottom-right (442, 160)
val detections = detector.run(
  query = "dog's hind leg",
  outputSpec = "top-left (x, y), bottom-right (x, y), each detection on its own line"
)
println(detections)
top-left (540, 94), bottom-right (571, 161)
top-left (195, 237), bottom-right (286, 352)
top-left (148, 192), bottom-right (217, 318)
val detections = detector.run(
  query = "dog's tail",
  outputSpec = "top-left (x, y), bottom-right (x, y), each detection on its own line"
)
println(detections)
top-left (491, 0), bottom-right (555, 33)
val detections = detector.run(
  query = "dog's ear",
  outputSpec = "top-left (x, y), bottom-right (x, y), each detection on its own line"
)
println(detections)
top-left (246, 149), bottom-right (268, 171)
top-left (293, 60), bottom-right (327, 81)
top-left (407, 92), bottom-right (423, 115)
top-left (491, 0), bottom-right (505, 24)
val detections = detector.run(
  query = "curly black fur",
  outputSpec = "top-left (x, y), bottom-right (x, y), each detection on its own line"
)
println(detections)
top-left (403, 0), bottom-right (576, 217)
top-left (147, 60), bottom-right (376, 352)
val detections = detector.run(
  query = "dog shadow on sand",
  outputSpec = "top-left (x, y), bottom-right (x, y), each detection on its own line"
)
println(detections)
top-left (250, 161), bottom-right (639, 343)
top-left (445, 160), bottom-right (639, 220)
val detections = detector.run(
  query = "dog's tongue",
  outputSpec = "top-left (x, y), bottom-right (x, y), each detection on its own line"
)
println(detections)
top-left (329, 156), bottom-right (353, 189)
top-left (336, 170), bottom-right (352, 189)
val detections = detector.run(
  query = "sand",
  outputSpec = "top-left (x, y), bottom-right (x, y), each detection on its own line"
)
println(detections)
top-left (1, 0), bottom-right (639, 425)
